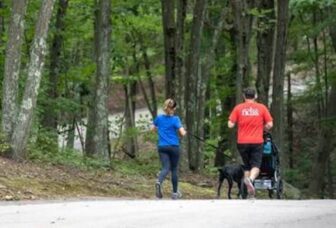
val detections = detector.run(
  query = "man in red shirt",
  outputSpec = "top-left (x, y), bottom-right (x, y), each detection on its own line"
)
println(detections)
top-left (228, 88), bottom-right (273, 197)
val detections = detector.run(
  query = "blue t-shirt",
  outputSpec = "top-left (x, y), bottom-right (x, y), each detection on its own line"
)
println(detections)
top-left (153, 114), bottom-right (182, 147)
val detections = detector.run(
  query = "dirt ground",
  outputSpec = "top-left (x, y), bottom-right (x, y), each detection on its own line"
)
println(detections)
top-left (0, 157), bottom-right (218, 201)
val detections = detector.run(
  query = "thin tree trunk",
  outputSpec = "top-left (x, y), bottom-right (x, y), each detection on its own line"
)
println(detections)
top-left (220, 27), bottom-right (241, 161)
top-left (123, 80), bottom-right (138, 158)
top-left (85, 97), bottom-right (95, 155)
top-left (256, 0), bottom-right (275, 106)
top-left (184, 0), bottom-right (207, 171)
top-left (287, 72), bottom-right (294, 168)
top-left (327, 158), bottom-right (334, 198)
top-left (139, 43), bottom-right (157, 118)
top-left (309, 84), bottom-right (336, 197)
top-left (161, 0), bottom-right (176, 98)
top-left (270, 0), bottom-right (289, 159)
top-left (322, 33), bottom-right (328, 113)
top-left (312, 10), bottom-right (324, 123)
top-left (143, 50), bottom-right (158, 118)
top-left (66, 118), bottom-right (75, 149)
top-left (309, 6), bottom-right (336, 197)
top-left (175, 0), bottom-right (187, 110)
top-left (42, 0), bottom-right (69, 132)
top-left (11, 0), bottom-right (55, 160)
top-left (230, 0), bottom-right (254, 103)
top-left (200, 4), bottom-right (227, 169)
top-left (119, 43), bottom-right (139, 159)
top-left (1, 0), bottom-right (28, 139)
top-left (174, 0), bottom-right (188, 172)
top-left (85, 0), bottom-right (111, 159)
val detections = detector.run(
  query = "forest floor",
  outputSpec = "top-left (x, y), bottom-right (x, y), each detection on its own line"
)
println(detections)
top-left (0, 156), bottom-right (219, 201)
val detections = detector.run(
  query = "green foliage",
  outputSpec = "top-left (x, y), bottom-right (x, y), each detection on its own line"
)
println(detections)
top-left (112, 0), bottom-right (163, 83)
top-left (249, 8), bottom-right (276, 33)
top-left (290, 0), bottom-right (336, 11)
top-left (202, 139), bottom-right (219, 171)
top-left (284, 153), bottom-right (313, 190)
top-left (113, 153), bottom-right (160, 176)
top-left (28, 129), bottom-right (111, 170)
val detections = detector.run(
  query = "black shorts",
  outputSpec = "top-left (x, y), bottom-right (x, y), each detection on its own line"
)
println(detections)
top-left (237, 143), bottom-right (263, 171)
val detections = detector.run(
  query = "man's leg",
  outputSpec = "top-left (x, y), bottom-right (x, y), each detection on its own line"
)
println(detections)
top-left (238, 144), bottom-right (255, 196)
top-left (249, 167), bottom-right (260, 181)
top-left (245, 144), bottom-right (263, 197)
top-left (249, 144), bottom-right (263, 181)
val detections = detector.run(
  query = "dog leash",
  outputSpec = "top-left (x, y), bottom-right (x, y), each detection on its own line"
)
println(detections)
top-left (188, 133), bottom-right (218, 149)
top-left (188, 132), bottom-right (233, 159)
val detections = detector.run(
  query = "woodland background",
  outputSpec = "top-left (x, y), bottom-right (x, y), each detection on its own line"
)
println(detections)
top-left (0, 0), bottom-right (335, 199)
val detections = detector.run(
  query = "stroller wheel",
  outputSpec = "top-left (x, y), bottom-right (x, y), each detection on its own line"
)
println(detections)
top-left (276, 179), bottom-right (283, 199)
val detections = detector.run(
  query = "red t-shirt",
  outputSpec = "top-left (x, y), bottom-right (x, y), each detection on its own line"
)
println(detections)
top-left (229, 101), bottom-right (273, 144)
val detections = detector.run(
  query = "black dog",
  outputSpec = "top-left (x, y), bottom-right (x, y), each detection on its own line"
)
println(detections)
top-left (217, 164), bottom-right (246, 199)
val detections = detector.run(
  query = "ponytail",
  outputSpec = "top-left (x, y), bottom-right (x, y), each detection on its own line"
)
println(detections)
top-left (163, 98), bottom-right (177, 115)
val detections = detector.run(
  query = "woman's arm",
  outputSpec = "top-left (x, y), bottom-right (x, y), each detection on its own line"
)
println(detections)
top-left (178, 127), bottom-right (187, 137)
top-left (151, 124), bottom-right (157, 132)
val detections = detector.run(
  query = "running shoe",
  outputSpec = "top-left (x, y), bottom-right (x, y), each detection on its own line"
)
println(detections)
top-left (171, 190), bottom-right (182, 200)
top-left (155, 182), bottom-right (163, 199)
top-left (244, 177), bottom-right (255, 197)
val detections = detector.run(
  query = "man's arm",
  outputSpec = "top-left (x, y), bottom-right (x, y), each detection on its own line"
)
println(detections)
top-left (228, 120), bottom-right (235, 128)
top-left (263, 105), bottom-right (273, 130)
top-left (265, 121), bottom-right (273, 130)
top-left (228, 106), bottom-right (237, 129)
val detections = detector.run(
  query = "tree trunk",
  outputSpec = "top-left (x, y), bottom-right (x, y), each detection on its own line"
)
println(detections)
top-left (270, 0), bottom-right (289, 159)
top-left (309, 83), bottom-right (336, 197)
top-left (10, 0), bottom-right (55, 160)
top-left (309, 7), bottom-right (336, 197)
top-left (85, 0), bottom-right (111, 159)
top-left (200, 4), bottom-right (227, 169)
top-left (139, 43), bottom-right (157, 118)
top-left (230, 0), bottom-right (254, 103)
top-left (330, 10), bottom-right (336, 52)
top-left (287, 72), bottom-right (294, 168)
top-left (42, 0), bottom-right (69, 132)
top-left (256, 0), bottom-right (275, 105)
top-left (123, 80), bottom-right (138, 159)
top-left (124, 47), bottom-right (139, 159)
top-left (312, 10), bottom-right (324, 124)
top-left (1, 0), bottom-right (28, 140)
top-left (327, 158), bottom-right (334, 198)
top-left (161, 0), bottom-right (176, 98)
top-left (175, 0), bottom-right (187, 111)
top-left (66, 118), bottom-right (75, 150)
top-left (184, 0), bottom-right (207, 171)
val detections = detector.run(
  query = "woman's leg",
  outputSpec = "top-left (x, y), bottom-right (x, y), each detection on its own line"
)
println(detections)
top-left (157, 148), bottom-right (171, 184)
top-left (169, 147), bottom-right (180, 193)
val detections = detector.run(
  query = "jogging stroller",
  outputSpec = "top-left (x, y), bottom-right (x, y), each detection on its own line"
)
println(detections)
top-left (242, 132), bottom-right (283, 199)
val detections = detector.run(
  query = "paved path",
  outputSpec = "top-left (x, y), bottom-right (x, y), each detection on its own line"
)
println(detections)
top-left (0, 199), bottom-right (335, 228)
